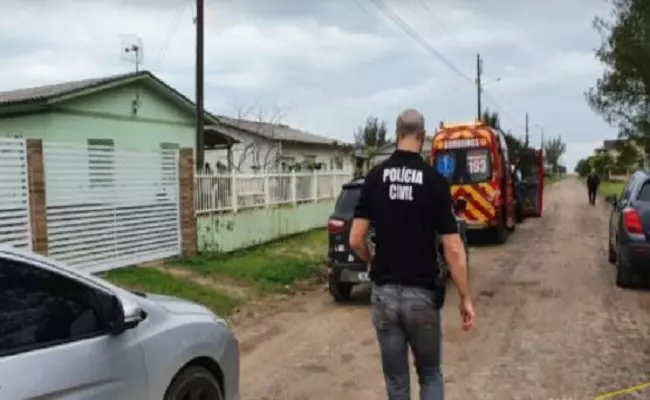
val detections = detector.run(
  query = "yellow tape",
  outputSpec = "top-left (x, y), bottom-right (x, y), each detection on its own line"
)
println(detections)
top-left (595, 381), bottom-right (650, 399)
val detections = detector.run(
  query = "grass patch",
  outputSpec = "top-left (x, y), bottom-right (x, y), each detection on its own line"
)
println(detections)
top-left (544, 175), bottom-right (564, 187)
top-left (103, 267), bottom-right (240, 316)
top-left (599, 180), bottom-right (626, 198)
top-left (178, 228), bottom-right (328, 292)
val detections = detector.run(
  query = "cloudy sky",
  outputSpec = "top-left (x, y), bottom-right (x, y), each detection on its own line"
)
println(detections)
top-left (0, 0), bottom-right (616, 169)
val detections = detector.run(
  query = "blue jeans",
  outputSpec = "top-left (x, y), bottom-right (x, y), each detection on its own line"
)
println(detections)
top-left (371, 283), bottom-right (443, 400)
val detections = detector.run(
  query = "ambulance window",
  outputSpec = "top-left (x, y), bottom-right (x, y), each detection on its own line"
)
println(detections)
top-left (466, 149), bottom-right (491, 183)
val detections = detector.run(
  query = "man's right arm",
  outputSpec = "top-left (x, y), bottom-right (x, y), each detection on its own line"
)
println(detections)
top-left (432, 176), bottom-right (470, 300)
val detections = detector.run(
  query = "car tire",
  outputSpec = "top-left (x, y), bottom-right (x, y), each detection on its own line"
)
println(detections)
top-left (328, 274), bottom-right (353, 302)
top-left (164, 366), bottom-right (223, 400)
top-left (608, 240), bottom-right (616, 264)
top-left (493, 211), bottom-right (509, 244)
top-left (615, 246), bottom-right (634, 289)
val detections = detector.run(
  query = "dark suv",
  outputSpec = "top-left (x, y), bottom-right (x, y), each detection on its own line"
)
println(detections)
top-left (606, 171), bottom-right (650, 288)
top-left (327, 178), bottom-right (469, 302)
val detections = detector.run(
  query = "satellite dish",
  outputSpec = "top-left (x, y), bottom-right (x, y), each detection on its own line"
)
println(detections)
top-left (119, 33), bottom-right (144, 66)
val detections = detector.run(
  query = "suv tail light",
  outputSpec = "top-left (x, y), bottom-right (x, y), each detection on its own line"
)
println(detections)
top-left (623, 207), bottom-right (644, 234)
top-left (328, 218), bottom-right (345, 234)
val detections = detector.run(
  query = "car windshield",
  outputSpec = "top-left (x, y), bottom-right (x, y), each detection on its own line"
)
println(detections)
top-left (334, 186), bottom-right (361, 218)
top-left (434, 148), bottom-right (492, 184)
top-left (637, 182), bottom-right (650, 201)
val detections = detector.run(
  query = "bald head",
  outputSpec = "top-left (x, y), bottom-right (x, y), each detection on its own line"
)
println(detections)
top-left (396, 108), bottom-right (425, 137)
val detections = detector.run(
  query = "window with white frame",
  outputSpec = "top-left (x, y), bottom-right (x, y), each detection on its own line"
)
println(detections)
top-left (87, 138), bottom-right (115, 189)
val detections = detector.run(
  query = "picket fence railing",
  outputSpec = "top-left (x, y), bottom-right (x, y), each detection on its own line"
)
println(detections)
top-left (195, 170), bottom-right (353, 214)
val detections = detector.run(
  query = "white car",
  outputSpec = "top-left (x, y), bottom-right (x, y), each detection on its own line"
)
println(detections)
top-left (0, 245), bottom-right (239, 400)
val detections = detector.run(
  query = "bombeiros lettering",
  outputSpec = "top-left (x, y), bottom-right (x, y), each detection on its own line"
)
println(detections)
top-left (382, 167), bottom-right (423, 201)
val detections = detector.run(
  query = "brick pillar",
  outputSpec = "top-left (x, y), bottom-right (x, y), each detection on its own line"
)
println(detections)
top-left (179, 148), bottom-right (197, 257)
top-left (26, 139), bottom-right (48, 255)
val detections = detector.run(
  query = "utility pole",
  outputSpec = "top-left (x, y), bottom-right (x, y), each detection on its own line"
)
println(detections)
top-left (476, 53), bottom-right (482, 121)
top-left (195, 0), bottom-right (205, 170)
top-left (524, 113), bottom-right (529, 147)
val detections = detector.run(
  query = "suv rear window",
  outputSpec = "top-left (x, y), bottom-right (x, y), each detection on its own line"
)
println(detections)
top-left (637, 182), bottom-right (650, 201)
top-left (334, 186), bottom-right (361, 218)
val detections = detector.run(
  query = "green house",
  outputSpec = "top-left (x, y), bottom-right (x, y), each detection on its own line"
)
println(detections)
top-left (0, 70), bottom-right (235, 155)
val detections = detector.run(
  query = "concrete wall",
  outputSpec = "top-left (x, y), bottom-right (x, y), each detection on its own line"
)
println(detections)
top-left (197, 200), bottom-right (334, 253)
top-left (0, 83), bottom-right (195, 151)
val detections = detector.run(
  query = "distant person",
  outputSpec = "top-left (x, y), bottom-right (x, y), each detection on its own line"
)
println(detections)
top-left (349, 108), bottom-right (474, 400)
top-left (587, 171), bottom-right (601, 205)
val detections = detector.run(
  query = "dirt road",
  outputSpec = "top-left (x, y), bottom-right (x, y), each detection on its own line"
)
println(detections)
top-left (235, 178), bottom-right (650, 400)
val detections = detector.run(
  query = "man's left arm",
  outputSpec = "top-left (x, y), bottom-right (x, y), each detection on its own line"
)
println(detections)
top-left (349, 171), bottom-right (376, 267)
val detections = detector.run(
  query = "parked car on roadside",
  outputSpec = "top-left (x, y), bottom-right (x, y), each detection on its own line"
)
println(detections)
top-left (327, 178), bottom-right (469, 302)
top-left (0, 245), bottom-right (239, 400)
top-left (605, 170), bottom-right (650, 288)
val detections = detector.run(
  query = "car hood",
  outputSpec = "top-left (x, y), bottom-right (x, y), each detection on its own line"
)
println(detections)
top-left (145, 294), bottom-right (214, 316)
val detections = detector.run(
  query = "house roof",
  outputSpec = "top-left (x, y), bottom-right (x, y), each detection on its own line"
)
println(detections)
top-left (603, 139), bottom-right (626, 150)
top-left (0, 70), bottom-right (221, 125)
top-left (211, 116), bottom-right (353, 148)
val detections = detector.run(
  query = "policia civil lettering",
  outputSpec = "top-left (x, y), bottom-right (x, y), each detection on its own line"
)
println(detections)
top-left (383, 166), bottom-right (424, 201)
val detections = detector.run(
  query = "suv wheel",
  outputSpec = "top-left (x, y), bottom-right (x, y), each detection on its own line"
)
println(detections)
top-left (615, 245), bottom-right (634, 289)
top-left (164, 366), bottom-right (223, 400)
top-left (608, 240), bottom-right (616, 264)
top-left (328, 274), bottom-right (353, 302)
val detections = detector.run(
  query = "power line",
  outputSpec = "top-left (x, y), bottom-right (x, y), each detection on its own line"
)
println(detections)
top-left (368, 0), bottom-right (474, 84)
top-left (154, 0), bottom-right (189, 70)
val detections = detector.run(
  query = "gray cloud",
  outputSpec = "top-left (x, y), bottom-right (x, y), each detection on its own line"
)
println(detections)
top-left (0, 0), bottom-right (617, 169)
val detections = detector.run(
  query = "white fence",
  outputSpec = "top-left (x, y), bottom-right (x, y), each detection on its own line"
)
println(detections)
top-left (43, 143), bottom-right (181, 272)
top-left (195, 171), bottom-right (353, 214)
top-left (0, 139), bottom-right (31, 250)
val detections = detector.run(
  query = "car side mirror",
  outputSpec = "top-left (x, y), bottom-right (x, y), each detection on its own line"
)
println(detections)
top-left (108, 295), bottom-right (146, 335)
top-left (605, 194), bottom-right (617, 207)
top-left (455, 198), bottom-right (467, 213)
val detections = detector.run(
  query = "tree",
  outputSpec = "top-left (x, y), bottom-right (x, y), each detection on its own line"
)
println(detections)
top-left (614, 140), bottom-right (640, 172)
top-left (543, 136), bottom-right (567, 175)
top-left (575, 157), bottom-right (593, 177)
top-left (353, 116), bottom-right (389, 148)
top-left (591, 152), bottom-right (616, 176)
top-left (354, 116), bottom-right (389, 170)
top-left (586, 0), bottom-right (650, 160)
top-left (481, 108), bottom-right (501, 129)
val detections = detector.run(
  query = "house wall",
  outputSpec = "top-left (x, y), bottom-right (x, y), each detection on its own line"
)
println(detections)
top-left (204, 129), bottom-right (279, 173)
top-left (279, 143), bottom-right (354, 171)
top-left (197, 200), bottom-right (334, 253)
top-left (0, 83), bottom-right (195, 150)
top-left (204, 132), bottom-right (354, 173)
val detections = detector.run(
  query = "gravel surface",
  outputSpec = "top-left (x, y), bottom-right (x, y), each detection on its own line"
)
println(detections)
top-left (234, 178), bottom-right (650, 400)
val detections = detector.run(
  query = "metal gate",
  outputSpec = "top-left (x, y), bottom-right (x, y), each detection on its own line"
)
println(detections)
top-left (44, 143), bottom-right (181, 272)
top-left (0, 138), bottom-right (31, 250)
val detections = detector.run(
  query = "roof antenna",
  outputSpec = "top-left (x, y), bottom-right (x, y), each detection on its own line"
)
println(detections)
top-left (119, 34), bottom-right (144, 116)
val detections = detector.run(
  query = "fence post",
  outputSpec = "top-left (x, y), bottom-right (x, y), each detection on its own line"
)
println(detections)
top-left (312, 170), bottom-right (318, 202)
top-left (231, 172), bottom-right (238, 213)
top-left (26, 139), bottom-right (48, 255)
top-left (178, 148), bottom-right (197, 257)
top-left (291, 171), bottom-right (297, 205)
top-left (331, 171), bottom-right (337, 199)
top-left (264, 173), bottom-right (270, 208)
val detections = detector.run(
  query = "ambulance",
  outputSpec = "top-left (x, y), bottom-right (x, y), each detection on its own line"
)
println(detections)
top-left (430, 121), bottom-right (517, 243)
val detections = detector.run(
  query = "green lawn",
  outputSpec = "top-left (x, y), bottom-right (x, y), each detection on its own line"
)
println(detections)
top-left (177, 228), bottom-right (328, 292)
top-left (599, 180), bottom-right (626, 198)
top-left (544, 175), bottom-right (565, 187)
top-left (104, 267), bottom-right (240, 315)
top-left (102, 228), bottom-right (329, 316)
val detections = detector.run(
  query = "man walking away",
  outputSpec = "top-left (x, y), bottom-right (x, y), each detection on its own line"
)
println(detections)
top-left (587, 171), bottom-right (600, 205)
top-left (349, 109), bottom-right (475, 400)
